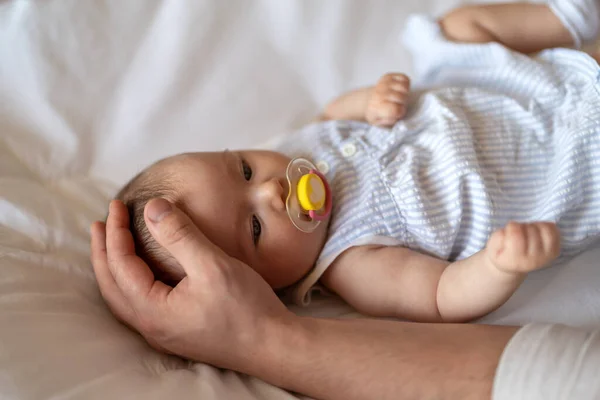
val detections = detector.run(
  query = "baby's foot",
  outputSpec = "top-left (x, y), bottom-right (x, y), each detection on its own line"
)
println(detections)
top-left (366, 73), bottom-right (410, 127)
top-left (486, 221), bottom-right (560, 275)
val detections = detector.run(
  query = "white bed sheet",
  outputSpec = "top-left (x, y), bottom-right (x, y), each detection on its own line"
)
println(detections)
top-left (1, 0), bottom-right (599, 399)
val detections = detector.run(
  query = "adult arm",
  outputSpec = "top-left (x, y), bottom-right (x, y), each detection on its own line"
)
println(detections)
top-left (91, 199), bottom-right (518, 400)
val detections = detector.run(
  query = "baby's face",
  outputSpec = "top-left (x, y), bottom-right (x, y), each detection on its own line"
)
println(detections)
top-left (158, 150), bottom-right (330, 288)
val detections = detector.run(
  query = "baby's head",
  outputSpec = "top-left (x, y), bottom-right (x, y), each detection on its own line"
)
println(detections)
top-left (117, 150), bottom-right (330, 289)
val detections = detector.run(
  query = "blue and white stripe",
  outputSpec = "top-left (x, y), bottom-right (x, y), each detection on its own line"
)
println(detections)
top-left (278, 0), bottom-right (600, 305)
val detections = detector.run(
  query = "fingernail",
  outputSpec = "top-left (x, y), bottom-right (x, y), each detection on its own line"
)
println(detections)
top-left (147, 198), bottom-right (172, 223)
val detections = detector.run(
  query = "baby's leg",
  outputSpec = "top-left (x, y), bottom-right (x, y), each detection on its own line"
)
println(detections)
top-left (440, 3), bottom-right (575, 54)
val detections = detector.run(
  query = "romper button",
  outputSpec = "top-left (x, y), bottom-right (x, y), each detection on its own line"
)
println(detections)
top-left (316, 161), bottom-right (329, 174)
top-left (341, 143), bottom-right (357, 157)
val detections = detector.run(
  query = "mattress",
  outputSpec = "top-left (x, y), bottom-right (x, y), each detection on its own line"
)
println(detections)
top-left (1, 1), bottom-right (599, 399)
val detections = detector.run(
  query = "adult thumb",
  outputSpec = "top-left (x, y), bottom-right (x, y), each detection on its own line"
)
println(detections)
top-left (144, 198), bottom-right (224, 278)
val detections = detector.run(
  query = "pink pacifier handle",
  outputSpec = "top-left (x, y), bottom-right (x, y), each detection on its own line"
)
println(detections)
top-left (308, 169), bottom-right (332, 221)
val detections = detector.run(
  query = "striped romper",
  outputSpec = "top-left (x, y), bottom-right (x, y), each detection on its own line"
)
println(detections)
top-left (276, 0), bottom-right (600, 305)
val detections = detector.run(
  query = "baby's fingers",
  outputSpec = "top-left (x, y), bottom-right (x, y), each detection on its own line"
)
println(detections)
top-left (486, 228), bottom-right (505, 259)
top-left (377, 73), bottom-right (410, 93)
top-left (379, 101), bottom-right (405, 117)
top-left (488, 222), bottom-right (527, 267)
top-left (383, 73), bottom-right (410, 86)
top-left (525, 223), bottom-right (543, 257)
top-left (504, 222), bottom-right (527, 255)
top-left (379, 72), bottom-right (409, 83)
top-left (384, 90), bottom-right (407, 104)
top-left (524, 222), bottom-right (559, 258)
top-left (369, 102), bottom-right (406, 127)
top-left (537, 222), bottom-right (561, 259)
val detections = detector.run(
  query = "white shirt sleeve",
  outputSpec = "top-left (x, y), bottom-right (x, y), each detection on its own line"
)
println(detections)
top-left (493, 323), bottom-right (600, 400)
top-left (548, 0), bottom-right (600, 48)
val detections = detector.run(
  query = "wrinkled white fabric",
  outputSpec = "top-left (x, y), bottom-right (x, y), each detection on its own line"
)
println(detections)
top-left (1, 1), bottom-right (599, 399)
top-left (495, 323), bottom-right (600, 400)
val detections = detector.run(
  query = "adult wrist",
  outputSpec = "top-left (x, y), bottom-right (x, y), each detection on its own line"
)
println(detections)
top-left (238, 311), bottom-right (309, 387)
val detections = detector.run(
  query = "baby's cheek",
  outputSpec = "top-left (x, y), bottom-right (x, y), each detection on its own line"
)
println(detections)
top-left (270, 225), bottom-right (317, 277)
top-left (291, 230), bottom-right (322, 263)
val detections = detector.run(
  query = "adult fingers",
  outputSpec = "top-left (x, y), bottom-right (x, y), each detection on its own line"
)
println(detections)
top-left (105, 200), bottom-right (158, 302)
top-left (144, 198), bottom-right (228, 280)
top-left (90, 221), bottom-right (138, 329)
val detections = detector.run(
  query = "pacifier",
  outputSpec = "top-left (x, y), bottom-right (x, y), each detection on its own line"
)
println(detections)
top-left (285, 158), bottom-right (332, 233)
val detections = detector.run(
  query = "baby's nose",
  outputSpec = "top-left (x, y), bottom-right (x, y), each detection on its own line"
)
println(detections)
top-left (257, 178), bottom-right (287, 211)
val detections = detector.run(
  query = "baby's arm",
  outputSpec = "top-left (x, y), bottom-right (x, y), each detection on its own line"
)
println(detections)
top-left (322, 222), bottom-right (560, 322)
top-left (439, 3), bottom-right (574, 54)
top-left (319, 73), bottom-right (410, 127)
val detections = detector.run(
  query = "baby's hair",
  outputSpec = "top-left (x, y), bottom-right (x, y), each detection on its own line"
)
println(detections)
top-left (116, 155), bottom-right (294, 298)
top-left (115, 164), bottom-right (183, 284)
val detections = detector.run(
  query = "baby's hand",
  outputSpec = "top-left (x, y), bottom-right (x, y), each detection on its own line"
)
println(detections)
top-left (366, 73), bottom-right (410, 127)
top-left (486, 222), bottom-right (560, 275)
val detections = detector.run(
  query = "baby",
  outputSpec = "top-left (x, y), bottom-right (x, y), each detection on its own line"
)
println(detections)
top-left (117, 0), bottom-right (600, 322)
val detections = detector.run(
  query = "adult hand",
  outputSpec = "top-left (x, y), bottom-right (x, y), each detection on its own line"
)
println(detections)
top-left (90, 199), bottom-right (292, 371)
top-left (91, 202), bottom-right (526, 400)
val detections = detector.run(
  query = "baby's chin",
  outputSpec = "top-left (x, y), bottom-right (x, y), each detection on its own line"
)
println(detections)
top-left (267, 227), bottom-right (329, 289)
top-left (277, 259), bottom-right (317, 289)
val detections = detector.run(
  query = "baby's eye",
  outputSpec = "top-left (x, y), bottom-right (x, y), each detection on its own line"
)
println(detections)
top-left (242, 159), bottom-right (253, 181)
top-left (252, 215), bottom-right (261, 245)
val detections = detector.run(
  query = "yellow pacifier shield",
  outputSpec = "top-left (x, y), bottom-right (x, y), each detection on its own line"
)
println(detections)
top-left (297, 173), bottom-right (326, 211)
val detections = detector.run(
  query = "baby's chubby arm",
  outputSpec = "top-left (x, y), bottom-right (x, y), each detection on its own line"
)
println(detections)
top-left (321, 222), bottom-right (560, 322)
top-left (439, 3), bottom-right (574, 53)
top-left (319, 73), bottom-right (410, 127)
